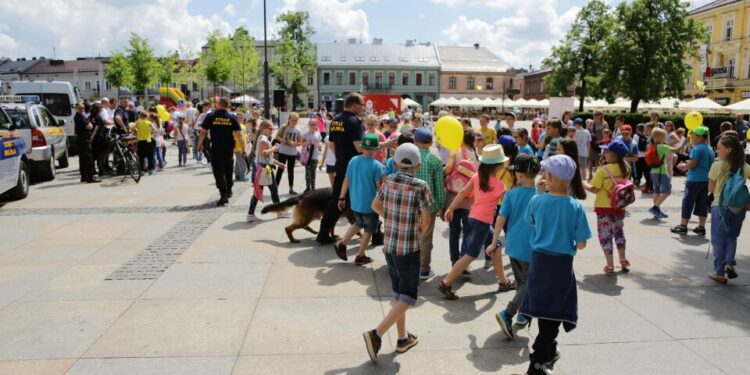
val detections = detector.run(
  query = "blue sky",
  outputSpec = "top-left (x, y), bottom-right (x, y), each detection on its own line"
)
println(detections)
top-left (0, 0), bottom-right (713, 69)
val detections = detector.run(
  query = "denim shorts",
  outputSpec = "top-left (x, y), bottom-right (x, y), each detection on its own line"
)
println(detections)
top-left (326, 164), bottom-right (336, 174)
top-left (681, 181), bottom-right (709, 219)
top-left (462, 218), bottom-right (492, 258)
top-left (385, 251), bottom-right (420, 306)
top-left (650, 173), bottom-right (672, 194)
top-left (353, 211), bottom-right (379, 234)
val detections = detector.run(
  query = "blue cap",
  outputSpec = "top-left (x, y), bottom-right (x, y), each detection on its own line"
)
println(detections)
top-left (599, 140), bottom-right (629, 157)
top-left (573, 118), bottom-right (584, 125)
top-left (414, 127), bottom-right (433, 143)
top-left (540, 155), bottom-right (577, 181)
top-left (497, 135), bottom-right (515, 147)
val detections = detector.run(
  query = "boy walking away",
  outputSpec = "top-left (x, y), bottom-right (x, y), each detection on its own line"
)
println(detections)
top-left (522, 155), bottom-right (592, 375)
top-left (413, 128), bottom-right (446, 280)
top-left (671, 126), bottom-right (715, 236)
top-left (365, 143), bottom-right (434, 362)
top-left (633, 124), bottom-right (649, 188)
top-left (572, 118), bottom-right (591, 180)
top-left (487, 154), bottom-right (540, 338)
top-left (334, 133), bottom-right (384, 265)
top-left (648, 128), bottom-right (680, 219)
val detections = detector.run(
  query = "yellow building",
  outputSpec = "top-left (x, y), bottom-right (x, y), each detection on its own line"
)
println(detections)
top-left (686, 0), bottom-right (750, 105)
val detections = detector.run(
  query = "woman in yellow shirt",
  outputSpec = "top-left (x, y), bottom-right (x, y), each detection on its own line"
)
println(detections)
top-left (135, 111), bottom-right (156, 173)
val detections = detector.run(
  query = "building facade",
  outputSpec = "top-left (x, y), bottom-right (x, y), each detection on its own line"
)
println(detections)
top-left (317, 40), bottom-right (440, 110)
top-left (437, 45), bottom-right (512, 99)
top-left (0, 58), bottom-right (44, 94)
top-left (521, 68), bottom-right (553, 100)
top-left (20, 58), bottom-right (118, 99)
top-left (686, 0), bottom-right (750, 105)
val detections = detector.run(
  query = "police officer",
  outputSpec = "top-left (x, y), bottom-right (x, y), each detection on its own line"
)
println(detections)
top-left (197, 97), bottom-right (246, 206)
top-left (74, 103), bottom-right (99, 183)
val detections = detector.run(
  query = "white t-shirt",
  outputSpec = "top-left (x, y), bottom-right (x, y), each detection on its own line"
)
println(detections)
top-left (175, 123), bottom-right (189, 141)
top-left (277, 126), bottom-right (302, 156)
top-left (303, 131), bottom-right (322, 160)
top-left (325, 136), bottom-right (336, 166)
top-left (155, 127), bottom-right (164, 147)
top-left (256, 134), bottom-right (271, 165)
top-left (574, 128), bottom-right (591, 158)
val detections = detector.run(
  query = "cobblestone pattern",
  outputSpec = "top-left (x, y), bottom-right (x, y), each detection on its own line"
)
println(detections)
top-left (105, 184), bottom-right (249, 281)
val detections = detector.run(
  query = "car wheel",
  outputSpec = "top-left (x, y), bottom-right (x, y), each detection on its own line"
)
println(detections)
top-left (39, 150), bottom-right (56, 181)
top-left (58, 148), bottom-right (69, 168)
top-left (9, 160), bottom-right (30, 199)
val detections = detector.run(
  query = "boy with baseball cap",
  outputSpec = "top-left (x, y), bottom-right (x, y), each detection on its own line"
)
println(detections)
top-left (413, 128), bottom-right (446, 280)
top-left (334, 133), bottom-right (384, 265)
top-left (365, 143), bottom-right (434, 362)
top-left (671, 126), bottom-right (715, 235)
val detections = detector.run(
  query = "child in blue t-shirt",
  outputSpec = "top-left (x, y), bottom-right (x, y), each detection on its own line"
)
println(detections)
top-left (671, 126), bottom-right (716, 236)
top-left (383, 133), bottom-right (414, 176)
top-left (335, 133), bottom-right (384, 265)
top-left (485, 154), bottom-right (540, 339)
top-left (520, 155), bottom-right (592, 374)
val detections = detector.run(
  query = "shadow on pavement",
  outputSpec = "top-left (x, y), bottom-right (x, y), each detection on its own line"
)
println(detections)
top-left (467, 332), bottom-right (530, 373)
top-left (323, 353), bottom-right (399, 375)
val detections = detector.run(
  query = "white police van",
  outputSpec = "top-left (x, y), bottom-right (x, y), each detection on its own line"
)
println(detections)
top-left (10, 81), bottom-right (80, 145)
top-left (0, 104), bottom-right (29, 200)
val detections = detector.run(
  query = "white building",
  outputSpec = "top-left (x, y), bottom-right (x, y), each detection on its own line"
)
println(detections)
top-left (20, 58), bottom-right (118, 100)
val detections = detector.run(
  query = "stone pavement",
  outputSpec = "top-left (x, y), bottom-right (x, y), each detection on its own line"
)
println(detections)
top-left (1, 142), bottom-right (749, 375)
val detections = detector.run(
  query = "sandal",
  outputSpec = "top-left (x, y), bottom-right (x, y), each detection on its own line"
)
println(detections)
top-left (709, 274), bottom-right (728, 284)
top-left (620, 259), bottom-right (631, 269)
top-left (497, 280), bottom-right (516, 293)
top-left (603, 265), bottom-right (615, 274)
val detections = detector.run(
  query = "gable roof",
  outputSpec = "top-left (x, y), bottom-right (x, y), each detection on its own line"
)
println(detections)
top-left (0, 58), bottom-right (44, 75)
top-left (437, 46), bottom-right (508, 73)
top-left (24, 59), bottom-right (105, 74)
top-left (317, 42), bottom-right (440, 68)
top-left (689, 0), bottom-right (741, 15)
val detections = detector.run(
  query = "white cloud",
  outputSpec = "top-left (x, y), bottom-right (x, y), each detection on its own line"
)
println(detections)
top-left (439, 0), bottom-right (579, 68)
top-left (279, 0), bottom-right (369, 40)
top-left (0, 0), bottom-right (232, 59)
top-left (224, 3), bottom-right (237, 16)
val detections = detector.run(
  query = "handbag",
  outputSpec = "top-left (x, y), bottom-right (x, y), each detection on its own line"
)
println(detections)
top-left (371, 221), bottom-right (384, 246)
top-left (258, 164), bottom-right (274, 186)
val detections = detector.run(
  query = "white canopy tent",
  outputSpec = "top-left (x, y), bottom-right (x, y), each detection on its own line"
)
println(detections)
top-left (677, 97), bottom-right (725, 113)
top-left (402, 98), bottom-right (421, 109)
top-left (231, 95), bottom-right (259, 105)
top-left (724, 98), bottom-right (750, 114)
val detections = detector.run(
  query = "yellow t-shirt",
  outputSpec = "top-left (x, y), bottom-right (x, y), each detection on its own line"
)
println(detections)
top-left (591, 163), bottom-right (625, 208)
top-left (233, 124), bottom-right (248, 153)
top-left (495, 163), bottom-right (514, 205)
top-left (136, 119), bottom-right (152, 142)
top-left (478, 128), bottom-right (497, 155)
top-left (709, 160), bottom-right (750, 205)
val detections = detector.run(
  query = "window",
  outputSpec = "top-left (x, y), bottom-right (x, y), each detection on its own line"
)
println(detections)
top-left (729, 58), bottom-right (736, 78)
top-left (349, 72), bottom-right (356, 85)
top-left (340, 57), bottom-right (347, 62)
top-left (467, 76), bottom-right (475, 90)
top-left (725, 19), bottom-right (734, 41)
top-left (388, 72), bottom-right (395, 86)
top-left (428, 72), bottom-right (436, 86)
top-left (323, 72), bottom-right (331, 85)
top-left (399, 57), bottom-right (408, 62)
top-left (355, 57), bottom-right (365, 62)
top-left (0, 107), bottom-right (9, 128)
top-left (362, 72), bottom-right (369, 86)
top-left (336, 72), bottom-right (343, 85)
top-left (105, 81), bottom-right (111, 90)
top-left (747, 57), bottom-right (750, 79)
top-left (384, 57), bottom-right (391, 62)
top-left (416, 73), bottom-right (423, 86)
top-left (705, 24), bottom-right (713, 43)
top-left (370, 57), bottom-right (379, 62)
top-left (375, 72), bottom-right (383, 88)
top-left (84, 81), bottom-right (91, 90)
top-left (449, 76), bottom-right (457, 89)
top-left (322, 56), bottom-right (331, 62)
top-left (418, 58), bottom-right (428, 62)
top-left (486, 77), bottom-right (494, 90)
top-left (402, 72), bottom-right (409, 86)
top-left (307, 74), bottom-right (314, 85)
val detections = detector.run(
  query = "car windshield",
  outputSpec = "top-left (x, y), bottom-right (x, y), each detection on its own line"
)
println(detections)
top-left (3, 108), bottom-right (31, 129)
top-left (14, 93), bottom-right (71, 117)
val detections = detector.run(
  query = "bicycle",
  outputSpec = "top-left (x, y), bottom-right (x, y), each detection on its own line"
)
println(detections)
top-left (106, 128), bottom-right (141, 183)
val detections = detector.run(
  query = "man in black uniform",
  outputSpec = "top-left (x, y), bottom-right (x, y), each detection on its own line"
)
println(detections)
top-left (316, 92), bottom-right (365, 244)
top-left (74, 103), bottom-right (99, 183)
top-left (197, 97), bottom-right (246, 206)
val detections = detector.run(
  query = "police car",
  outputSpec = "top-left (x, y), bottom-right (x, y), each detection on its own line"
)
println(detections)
top-left (0, 95), bottom-right (69, 181)
top-left (0, 104), bottom-right (29, 200)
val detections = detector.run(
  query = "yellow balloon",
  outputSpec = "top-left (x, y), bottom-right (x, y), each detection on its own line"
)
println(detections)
top-left (747, 128), bottom-right (750, 140)
top-left (435, 116), bottom-right (463, 152)
top-left (685, 111), bottom-right (703, 131)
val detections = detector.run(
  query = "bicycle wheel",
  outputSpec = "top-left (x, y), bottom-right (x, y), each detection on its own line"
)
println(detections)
top-left (125, 151), bottom-right (142, 183)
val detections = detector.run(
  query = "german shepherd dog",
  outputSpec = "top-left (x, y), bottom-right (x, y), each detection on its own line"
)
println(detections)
top-left (261, 188), bottom-right (355, 243)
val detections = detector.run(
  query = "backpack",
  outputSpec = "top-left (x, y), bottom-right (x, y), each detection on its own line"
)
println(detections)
top-left (445, 156), bottom-right (477, 193)
top-left (644, 144), bottom-right (663, 168)
top-left (603, 165), bottom-right (635, 209)
top-left (637, 134), bottom-right (649, 152)
top-left (299, 143), bottom-right (314, 166)
top-left (720, 168), bottom-right (750, 215)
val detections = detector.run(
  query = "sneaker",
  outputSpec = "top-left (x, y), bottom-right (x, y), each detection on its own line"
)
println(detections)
top-left (334, 242), bottom-right (348, 261)
top-left (648, 207), bottom-right (660, 218)
top-left (515, 314), bottom-right (528, 326)
top-left (462, 269), bottom-right (471, 275)
top-left (484, 259), bottom-right (492, 269)
top-left (496, 310), bottom-right (514, 340)
top-left (725, 264), bottom-right (739, 279)
top-left (216, 196), bottom-right (228, 206)
top-left (395, 333), bottom-right (419, 353)
top-left (246, 214), bottom-right (259, 223)
top-left (277, 211), bottom-right (291, 218)
top-left (437, 280), bottom-right (458, 300)
top-left (670, 225), bottom-right (688, 235)
top-left (656, 208), bottom-right (669, 219)
top-left (363, 330), bottom-right (381, 363)
top-left (227, 190), bottom-right (233, 199)
top-left (419, 269), bottom-right (435, 280)
top-left (289, 190), bottom-right (298, 195)
top-left (545, 351), bottom-right (562, 370)
top-left (354, 255), bottom-right (373, 266)
top-left (692, 226), bottom-right (706, 236)
top-left (526, 361), bottom-right (552, 375)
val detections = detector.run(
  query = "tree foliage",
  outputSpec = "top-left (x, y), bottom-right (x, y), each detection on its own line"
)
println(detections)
top-left (174, 43), bottom-right (203, 97)
top-left (230, 27), bottom-right (261, 94)
top-left (124, 33), bottom-right (159, 100)
top-left (543, 0), bottom-right (612, 112)
top-left (157, 51), bottom-right (179, 86)
top-left (200, 30), bottom-right (234, 94)
top-left (104, 52), bottom-right (132, 94)
top-left (601, 0), bottom-right (702, 112)
top-left (271, 11), bottom-right (317, 109)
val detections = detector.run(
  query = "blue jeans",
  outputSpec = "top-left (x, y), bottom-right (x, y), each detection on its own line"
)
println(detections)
top-left (449, 208), bottom-right (470, 263)
top-left (153, 146), bottom-right (164, 169)
top-left (711, 206), bottom-right (746, 276)
top-left (177, 140), bottom-right (188, 165)
top-left (385, 251), bottom-right (420, 306)
top-left (681, 181), bottom-right (709, 220)
top-left (192, 133), bottom-right (202, 161)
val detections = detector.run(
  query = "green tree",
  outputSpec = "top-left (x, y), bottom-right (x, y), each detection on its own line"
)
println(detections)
top-left (174, 43), bottom-right (203, 99)
top-left (271, 11), bottom-right (317, 109)
top-left (157, 51), bottom-right (179, 87)
top-left (601, 0), bottom-right (702, 112)
top-left (200, 30), bottom-right (234, 95)
top-left (543, 0), bottom-right (612, 112)
top-left (124, 33), bottom-right (159, 101)
top-left (104, 52), bottom-right (132, 98)
top-left (230, 27), bottom-right (261, 96)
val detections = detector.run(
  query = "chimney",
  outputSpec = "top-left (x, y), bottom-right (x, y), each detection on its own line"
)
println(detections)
top-left (405, 39), bottom-right (414, 47)
top-left (474, 43), bottom-right (480, 49)
top-left (348, 38), bottom-right (357, 44)
top-left (373, 38), bottom-right (383, 45)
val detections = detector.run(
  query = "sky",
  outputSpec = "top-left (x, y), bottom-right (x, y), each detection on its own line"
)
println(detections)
top-left (0, 0), bottom-right (715, 69)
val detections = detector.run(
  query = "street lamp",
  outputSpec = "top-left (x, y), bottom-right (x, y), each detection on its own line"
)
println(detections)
top-left (263, 0), bottom-right (271, 120)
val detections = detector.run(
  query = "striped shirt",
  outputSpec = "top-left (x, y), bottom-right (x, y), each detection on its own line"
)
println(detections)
top-left (376, 171), bottom-right (434, 256)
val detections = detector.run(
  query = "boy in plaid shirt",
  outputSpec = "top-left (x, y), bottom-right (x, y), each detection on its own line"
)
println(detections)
top-left (364, 143), bottom-right (433, 362)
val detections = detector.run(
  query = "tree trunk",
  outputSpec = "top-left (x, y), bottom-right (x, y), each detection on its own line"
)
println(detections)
top-left (630, 97), bottom-right (641, 113)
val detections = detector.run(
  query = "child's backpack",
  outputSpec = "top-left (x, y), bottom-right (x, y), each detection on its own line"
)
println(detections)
top-left (644, 144), bottom-right (663, 168)
top-left (720, 168), bottom-right (750, 215)
top-left (299, 143), bottom-right (314, 166)
top-left (445, 159), bottom-right (477, 193)
top-left (603, 165), bottom-right (636, 209)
